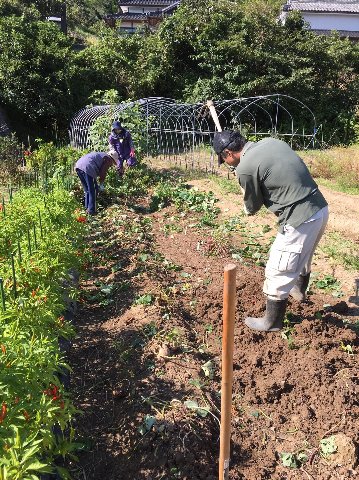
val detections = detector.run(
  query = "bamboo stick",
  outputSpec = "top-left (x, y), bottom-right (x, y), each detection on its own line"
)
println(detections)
top-left (219, 263), bottom-right (237, 480)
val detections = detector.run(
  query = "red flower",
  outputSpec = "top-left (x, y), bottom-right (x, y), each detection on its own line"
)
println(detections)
top-left (1, 344), bottom-right (6, 355)
top-left (76, 215), bottom-right (87, 223)
top-left (44, 384), bottom-right (61, 401)
top-left (23, 410), bottom-right (30, 421)
top-left (24, 150), bottom-right (32, 156)
top-left (0, 403), bottom-right (7, 423)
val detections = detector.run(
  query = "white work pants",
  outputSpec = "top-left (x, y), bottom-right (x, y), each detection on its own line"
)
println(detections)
top-left (264, 206), bottom-right (329, 300)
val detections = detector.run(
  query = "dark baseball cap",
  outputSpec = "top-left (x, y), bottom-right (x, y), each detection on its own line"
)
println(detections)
top-left (213, 130), bottom-right (236, 166)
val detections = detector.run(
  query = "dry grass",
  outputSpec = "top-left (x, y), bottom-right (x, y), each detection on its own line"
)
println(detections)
top-left (299, 145), bottom-right (359, 194)
top-left (150, 144), bottom-right (359, 193)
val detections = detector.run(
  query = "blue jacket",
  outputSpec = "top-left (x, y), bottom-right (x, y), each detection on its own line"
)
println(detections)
top-left (108, 128), bottom-right (134, 167)
top-left (75, 152), bottom-right (113, 182)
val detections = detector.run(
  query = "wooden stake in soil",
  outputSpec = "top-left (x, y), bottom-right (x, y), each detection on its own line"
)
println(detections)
top-left (219, 263), bottom-right (237, 480)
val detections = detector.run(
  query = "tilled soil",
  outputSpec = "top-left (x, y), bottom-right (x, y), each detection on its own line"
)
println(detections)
top-left (67, 188), bottom-right (358, 480)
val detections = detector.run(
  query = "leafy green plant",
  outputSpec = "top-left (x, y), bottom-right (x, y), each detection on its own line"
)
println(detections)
top-left (281, 318), bottom-right (297, 349)
top-left (184, 400), bottom-right (210, 418)
top-left (313, 275), bottom-right (341, 291)
top-left (135, 293), bottom-right (154, 306)
top-left (88, 101), bottom-right (150, 161)
top-left (281, 451), bottom-right (308, 468)
top-left (0, 186), bottom-right (87, 479)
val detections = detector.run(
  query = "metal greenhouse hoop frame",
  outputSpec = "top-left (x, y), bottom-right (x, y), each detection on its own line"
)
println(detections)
top-left (69, 94), bottom-right (319, 171)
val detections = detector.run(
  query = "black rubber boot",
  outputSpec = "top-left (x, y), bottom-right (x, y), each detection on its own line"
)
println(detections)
top-left (289, 273), bottom-right (311, 302)
top-left (244, 299), bottom-right (288, 332)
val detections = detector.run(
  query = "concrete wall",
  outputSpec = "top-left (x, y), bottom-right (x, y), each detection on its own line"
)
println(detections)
top-left (303, 13), bottom-right (359, 32)
top-left (121, 6), bottom-right (163, 13)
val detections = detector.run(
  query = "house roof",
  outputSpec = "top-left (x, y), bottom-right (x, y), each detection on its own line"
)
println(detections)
top-left (162, 1), bottom-right (180, 14)
top-left (118, 1), bottom-right (175, 5)
top-left (284, 1), bottom-right (359, 14)
top-left (109, 12), bottom-right (160, 20)
top-left (313, 28), bottom-right (359, 37)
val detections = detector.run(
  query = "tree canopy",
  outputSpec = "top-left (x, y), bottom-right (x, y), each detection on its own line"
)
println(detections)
top-left (0, 0), bottom-right (357, 143)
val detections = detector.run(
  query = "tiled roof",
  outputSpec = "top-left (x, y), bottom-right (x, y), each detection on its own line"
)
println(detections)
top-left (162, 1), bottom-right (180, 13)
top-left (118, 1), bottom-right (175, 5)
top-left (313, 28), bottom-right (359, 37)
top-left (285, 1), bottom-right (359, 14)
top-left (108, 12), bottom-right (162, 20)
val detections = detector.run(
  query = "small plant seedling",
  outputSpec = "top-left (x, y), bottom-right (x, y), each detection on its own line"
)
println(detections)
top-left (142, 322), bottom-right (157, 339)
top-left (281, 318), bottom-right (296, 349)
top-left (262, 224), bottom-right (271, 234)
top-left (314, 275), bottom-right (340, 291)
top-left (163, 327), bottom-right (182, 347)
top-left (340, 342), bottom-right (354, 355)
top-left (320, 436), bottom-right (337, 457)
top-left (135, 293), bottom-right (154, 306)
top-left (201, 360), bottom-right (215, 379)
top-left (138, 415), bottom-right (156, 435)
top-left (281, 451), bottom-right (308, 469)
top-left (188, 378), bottom-right (206, 390)
top-left (184, 399), bottom-right (210, 418)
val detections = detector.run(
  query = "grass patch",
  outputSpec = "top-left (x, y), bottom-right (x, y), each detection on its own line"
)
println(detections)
top-left (211, 175), bottom-right (242, 195)
top-left (313, 178), bottom-right (359, 195)
top-left (321, 232), bottom-right (359, 270)
top-left (299, 145), bottom-right (359, 194)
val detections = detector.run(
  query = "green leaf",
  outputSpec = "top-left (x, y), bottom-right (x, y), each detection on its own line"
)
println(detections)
top-left (135, 294), bottom-right (153, 305)
top-left (201, 360), bottom-right (214, 379)
top-left (320, 436), bottom-right (337, 457)
top-left (281, 452), bottom-right (298, 468)
top-left (138, 415), bottom-right (156, 435)
top-left (25, 460), bottom-right (53, 472)
top-left (184, 399), bottom-right (209, 418)
top-left (184, 400), bottom-right (199, 410)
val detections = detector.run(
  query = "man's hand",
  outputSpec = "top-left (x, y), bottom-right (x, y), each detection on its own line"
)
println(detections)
top-left (130, 149), bottom-right (135, 157)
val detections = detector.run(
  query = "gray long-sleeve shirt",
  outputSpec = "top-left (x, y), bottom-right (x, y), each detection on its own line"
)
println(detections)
top-left (235, 138), bottom-right (327, 232)
top-left (75, 152), bottom-right (114, 182)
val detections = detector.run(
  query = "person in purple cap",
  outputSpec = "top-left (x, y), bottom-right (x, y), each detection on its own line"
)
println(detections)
top-left (75, 150), bottom-right (118, 215)
top-left (108, 121), bottom-right (137, 176)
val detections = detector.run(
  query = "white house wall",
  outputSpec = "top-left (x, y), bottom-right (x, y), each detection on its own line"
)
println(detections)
top-left (303, 13), bottom-right (359, 32)
top-left (120, 6), bottom-right (164, 13)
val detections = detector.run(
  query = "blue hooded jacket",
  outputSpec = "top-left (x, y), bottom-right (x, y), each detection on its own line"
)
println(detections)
top-left (108, 122), bottom-right (135, 169)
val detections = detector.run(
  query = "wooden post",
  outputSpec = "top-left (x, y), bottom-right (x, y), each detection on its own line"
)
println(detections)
top-left (219, 263), bottom-right (237, 480)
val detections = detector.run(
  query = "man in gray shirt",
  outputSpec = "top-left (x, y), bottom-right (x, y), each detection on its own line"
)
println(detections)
top-left (213, 131), bottom-right (329, 332)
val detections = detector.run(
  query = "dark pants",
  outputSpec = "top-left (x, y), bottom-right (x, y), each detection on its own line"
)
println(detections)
top-left (76, 169), bottom-right (98, 215)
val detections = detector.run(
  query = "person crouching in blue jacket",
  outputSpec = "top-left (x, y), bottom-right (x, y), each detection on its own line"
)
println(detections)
top-left (75, 150), bottom-right (118, 215)
top-left (108, 121), bottom-right (137, 176)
